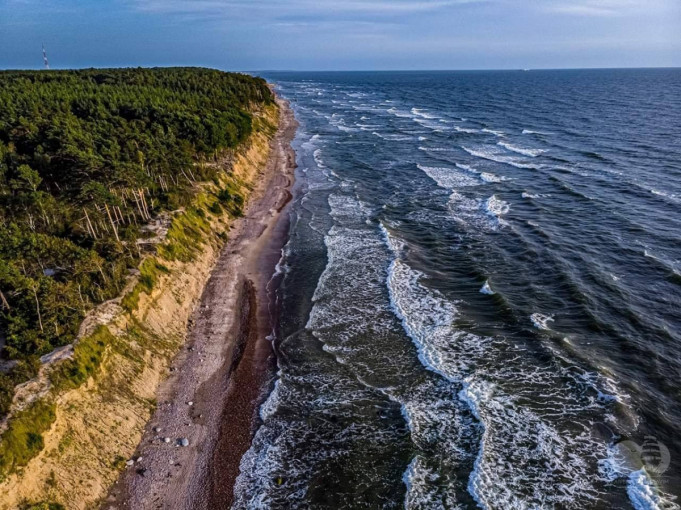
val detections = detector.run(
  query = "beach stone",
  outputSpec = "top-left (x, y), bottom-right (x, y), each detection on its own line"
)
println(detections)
top-left (135, 456), bottom-right (143, 463)
top-left (187, 401), bottom-right (193, 406)
top-left (163, 437), bottom-right (171, 443)
top-left (153, 426), bottom-right (161, 433)
top-left (179, 438), bottom-right (190, 447)
top-left (126, 460), bottom-right (134, 467)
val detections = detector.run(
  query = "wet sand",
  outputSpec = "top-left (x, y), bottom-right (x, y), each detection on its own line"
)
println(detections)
top-left (107, 95), bottom-right (297, 509)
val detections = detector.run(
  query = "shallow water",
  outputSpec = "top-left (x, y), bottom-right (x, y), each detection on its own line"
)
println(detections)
top-left (235, 70), bottom-right (681, 509)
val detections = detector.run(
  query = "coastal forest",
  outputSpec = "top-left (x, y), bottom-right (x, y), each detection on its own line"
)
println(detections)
top-left (0, 67), bottom-right (273, 416)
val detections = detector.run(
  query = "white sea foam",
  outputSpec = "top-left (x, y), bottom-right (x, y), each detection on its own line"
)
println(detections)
top-left (498, 140), bottom-right (546, 157)
top-left (480, 280), bottom-right (495, 295)
top-left (454, 163), bottom-right (504, 183)
top-left (403, 457), bottom-right (435, 509)
top-left (259, 377), bottom-right (282, 422)
top-left (530, 313), bottom-right (554, 330)
top-left (454, 126), bottom-right (478, 134)
top-left (484, 195), bottom-right (510, 218)
top-left (411, 108), bottom-right (438, 119)
top-left (336, 123), bottom-right (358, 132)
top-left (419, 146), bottom-right (456, 152)
top-left (372, 132), bottom-right (412, 141)
top-left (522, 129), bottom-right (553, 135)
top-left (482, 128), bottom-right (505, 137)
top-left (480, 172), bottom-right (503, 183)
top-left (650, 188), bottom-right (680, 202)
top-left (462, 145), bottom-right (541, 169)
top-left (627, 470), bottom-right (680, 510)
top-left (313, 148), bottom-right (325, 168)
top-left (417, 164), bottom-right (480, 189)
top-left (522, 191), bottom-right (550, 198)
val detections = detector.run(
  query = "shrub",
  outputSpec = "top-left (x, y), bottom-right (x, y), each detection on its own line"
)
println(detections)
top-left (0, 400), bottom-right (56, 479)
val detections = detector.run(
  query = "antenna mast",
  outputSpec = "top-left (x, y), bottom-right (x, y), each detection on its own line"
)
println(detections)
top-left (42, 44), bottom-right (49, 69)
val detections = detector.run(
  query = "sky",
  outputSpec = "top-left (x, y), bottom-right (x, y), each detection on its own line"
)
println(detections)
top-left (0, 0), bottom-right (680, 71)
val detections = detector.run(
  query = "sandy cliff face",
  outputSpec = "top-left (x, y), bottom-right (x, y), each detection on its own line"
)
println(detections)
top-left (0, 105), bottom-right (278, 510)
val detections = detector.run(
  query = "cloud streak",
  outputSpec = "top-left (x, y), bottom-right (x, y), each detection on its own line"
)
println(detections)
top-left (131, 0), bottom-right (486, 16)
top-left (544, 0), bottom-right (669, 17)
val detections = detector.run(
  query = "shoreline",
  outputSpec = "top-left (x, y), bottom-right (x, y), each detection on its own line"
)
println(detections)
top-left (108, 94), bottom-right (297, 509)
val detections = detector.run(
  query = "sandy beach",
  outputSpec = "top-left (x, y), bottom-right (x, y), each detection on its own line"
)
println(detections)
top-left (106, 95), bottom-right (297, 509)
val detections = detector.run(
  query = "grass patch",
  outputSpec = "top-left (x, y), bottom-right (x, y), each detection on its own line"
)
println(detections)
top-left (216, 180), bottom-right (246, 218)
top-left (49, 326), bottom-right (114, 392)
top-left (0, 400), bottom-right (56, 480)
top-left (21, 502), bottom-right (65, 510)
top-left (157, 207), bottom-right (211, 262)
top-left (120, 259), bottom-right (170, 312)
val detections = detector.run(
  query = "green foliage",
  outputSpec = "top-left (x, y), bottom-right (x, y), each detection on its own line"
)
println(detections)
top-left (120, 259), bottom-right (170, 312)
top-left (217, 180), bottom-right (246, 217)
top-left (49, 326), bottom-right (114, 391)
top-left (0, 400), bottom-right (56, 479)
top-left (157, 207), bottom-right (211, 262)
top-left (0, 68), bottom-right (272, 415)
top-left (21, 502), bottom-right (65, 510)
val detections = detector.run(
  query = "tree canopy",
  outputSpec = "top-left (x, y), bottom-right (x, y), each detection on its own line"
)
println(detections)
top-left (0, 67), bottom-right (273, 414)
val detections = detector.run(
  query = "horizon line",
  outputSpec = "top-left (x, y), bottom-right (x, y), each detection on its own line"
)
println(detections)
top-left (1, 65), bottom-right (680, 73)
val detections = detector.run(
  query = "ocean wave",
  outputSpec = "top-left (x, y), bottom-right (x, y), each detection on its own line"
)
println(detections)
top-left (417, 164), bottom-right (480, 189)
top-left (462, 145), bottom-right (541, 169)
top-left (336, 124), bottom-right (359, 132)
top-left (379, 222), bottom-right (637, 509)
top-left (480, 172), bottom-right (503, 183)
top-left (481, 128), bottom-right (505, 137)
top-left (522, 191), bottom-right (550, 198)
top-left (403, 456), bottom-right (459, 509)
top-left (650, 188), bottom-right (680, 202)
top-left (454, 126), bottom-right (479, 134)
top-left (313, 148), bottom-right (326, 169)
top-left (372, 132), bottom-right (413, 141)
top-left (627, 470), bottom-right (680, 510)
top-left (522, 129), bottom-right (553, 135)
top-left (599, 445), bottom-right (680, 510)
top-left (387, 106), bottom-right (414, 118)
top-left (300, 133), bottom-right (321, 150)
top-left (454, 163), bottom-right (504, 183)
top-left (480, 280), bottom-right (495, 295)
top-left (498, 140), bottom-right (546, 157)
top-left (530, 312), bottom-right (554, 330)
top-left (414, 117), bottom-right (449, 131)
top-left (419, 146), bottom-right (456, 152)
top-left (384, 241), bottom-right (487, 379)
top-left (411, 108), bottom-right (438, 119)
top-left (355, 123), bottom-right (381, 130)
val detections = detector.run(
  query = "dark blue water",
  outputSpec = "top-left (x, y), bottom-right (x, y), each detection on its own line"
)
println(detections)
top-left (235, 70), bottom-right (681, 509)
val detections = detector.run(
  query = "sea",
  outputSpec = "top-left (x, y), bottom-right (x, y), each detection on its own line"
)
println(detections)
top-left (234, 69), bottom-right (681, 509)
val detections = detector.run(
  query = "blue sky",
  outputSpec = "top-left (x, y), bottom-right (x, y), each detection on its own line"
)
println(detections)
top-left (1, 0), bottom-right (679, 70)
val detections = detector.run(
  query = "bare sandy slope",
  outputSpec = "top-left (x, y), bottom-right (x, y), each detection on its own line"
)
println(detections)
top-left (106, 97), bottom-right (297, 510)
